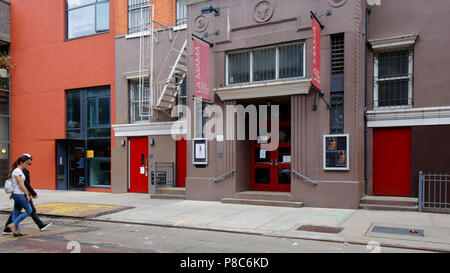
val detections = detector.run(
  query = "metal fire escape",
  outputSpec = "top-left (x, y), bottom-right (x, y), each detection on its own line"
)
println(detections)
top-left (136, 1), bottom-right (187, 118)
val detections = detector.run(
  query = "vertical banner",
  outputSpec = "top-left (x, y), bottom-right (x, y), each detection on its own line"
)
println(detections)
top-left (193, 39), bottom-right (211, 101)
top-left (311, 17), bottom-right (322, 91)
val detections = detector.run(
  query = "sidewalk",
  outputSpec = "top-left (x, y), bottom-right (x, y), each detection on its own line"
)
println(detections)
top-left (1, 190), bottom-right (449, 252)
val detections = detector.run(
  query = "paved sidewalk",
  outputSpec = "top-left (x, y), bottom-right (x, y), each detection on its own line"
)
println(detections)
top-left (1, 190), bottom-right (449, 252)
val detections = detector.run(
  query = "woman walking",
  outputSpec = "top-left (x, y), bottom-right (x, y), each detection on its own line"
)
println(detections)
top-left (7, 155), bottom-right (33, 237)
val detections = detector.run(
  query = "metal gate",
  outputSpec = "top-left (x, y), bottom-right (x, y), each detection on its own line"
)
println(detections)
top-left (152, 162), bottom-right (175, 193)
top-left (418, 171), bottom-right (450, 212)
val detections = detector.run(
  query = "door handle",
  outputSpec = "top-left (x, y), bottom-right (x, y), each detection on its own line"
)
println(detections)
top-left (275, 159), bottom-right (278, 167)
top-left (145, 157), bottom-right (148, 177)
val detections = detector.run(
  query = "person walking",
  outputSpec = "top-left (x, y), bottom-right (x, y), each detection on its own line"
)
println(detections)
top-left (3, 154), bottom-right (52, 235)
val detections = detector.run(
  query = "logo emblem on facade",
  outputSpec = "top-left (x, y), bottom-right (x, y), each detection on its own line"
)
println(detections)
top-left (253, 1), bottom-right (274, 23)
top-left (194, 15), bottom-right (208, 33)
top-left (328, 0), bottom-right (347, 7)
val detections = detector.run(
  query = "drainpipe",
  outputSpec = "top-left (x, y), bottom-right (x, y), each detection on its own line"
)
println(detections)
top-left (364, 8), bottom-right (371, 195)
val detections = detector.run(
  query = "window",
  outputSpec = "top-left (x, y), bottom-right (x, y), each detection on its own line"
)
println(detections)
top-left (176, 0), bottom-right (187, 26)
top-left (374, 49), bottom-right (413, 108)
top-left (226, 43), bottom-right (305, 85)
top-left (129, 80), bottom-right (150, 123)
top-left (66, 0), bottom-right (110, 40)
top-left (66, 87), bottom-right (111, 188)
top-left (330, 34), bottom-right (345, 134)
top-left (128, 0), bottom-right (150, 34)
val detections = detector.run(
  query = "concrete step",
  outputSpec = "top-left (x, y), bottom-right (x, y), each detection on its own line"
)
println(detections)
top-left (359, 203), bottom-right (418, 212)
top-left (361, 196), bottom-right (418, 207)
top-left (150, 194), bottom-right (185, 200)
top-left (157, 187), bottom-right (186, 196)
top-left (235, 191), bottom-right (291, 202)
top-left (221, 198), bottom-right (303, 208)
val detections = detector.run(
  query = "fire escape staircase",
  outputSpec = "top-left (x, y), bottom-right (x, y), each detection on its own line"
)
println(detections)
top-left (152, 39), bottom-right (187, 111)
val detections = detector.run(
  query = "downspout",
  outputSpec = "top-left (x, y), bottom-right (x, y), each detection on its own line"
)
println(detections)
top-left (364, 7), bottom-right (371, 195)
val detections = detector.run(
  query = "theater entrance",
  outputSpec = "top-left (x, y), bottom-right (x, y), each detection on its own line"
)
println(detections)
top-left (250, 102), bottom-right (291, 192)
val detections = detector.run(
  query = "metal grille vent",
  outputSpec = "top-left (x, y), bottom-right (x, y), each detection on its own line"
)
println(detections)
top-left (331, 34), bottom-right (345, 75)
top-left (296, 225), bottom-right (344, 234)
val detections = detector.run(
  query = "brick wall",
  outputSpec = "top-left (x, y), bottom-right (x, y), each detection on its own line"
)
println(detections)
top-left (116, 0), bottom-right (177, 36)
top-left (0, 0), bottom-right (10, 43)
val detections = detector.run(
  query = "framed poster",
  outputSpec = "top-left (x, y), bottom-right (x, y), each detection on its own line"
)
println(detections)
top-left (193, 138), bottom-right (208, 165)
top-left (323, 134), bottom-right (349, 171)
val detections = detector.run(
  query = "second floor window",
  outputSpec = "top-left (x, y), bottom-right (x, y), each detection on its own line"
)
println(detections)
top-left (176, 0), bottom-right (187, 26)
top-left (66, 0), bottom-right (110, 40)
top-left (128, 0), bottom-right (150, 34)
top-left (374, 49), bottom-right (413, 108)
top-left (226, 43), bottom-right (305, 85)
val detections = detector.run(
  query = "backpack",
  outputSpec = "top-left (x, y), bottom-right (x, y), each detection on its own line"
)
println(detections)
top-left (4, 179), bottom-right (13, 194)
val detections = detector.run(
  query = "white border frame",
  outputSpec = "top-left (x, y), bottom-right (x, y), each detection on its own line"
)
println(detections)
top-left (323, 134), bottom-right (350, 171)
top-left (192, 138), bottom-right (208, 165)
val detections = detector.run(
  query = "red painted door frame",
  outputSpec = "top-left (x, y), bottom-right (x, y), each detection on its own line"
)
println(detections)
top-left (129, 137), bottom-right (149, 193)
top-left (373, 127), bottom-right (411, 197)
top-left (176, 137), bottom-right (187, 187)
top-left (250, 120), bottom-right (291, 192)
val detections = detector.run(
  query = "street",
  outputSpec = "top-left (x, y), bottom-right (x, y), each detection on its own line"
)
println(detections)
top-left (0, 213), bottom-right (431, 253)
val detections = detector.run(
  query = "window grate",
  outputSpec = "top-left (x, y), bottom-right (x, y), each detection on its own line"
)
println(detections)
top-left (331, 34), bottom-right (345, 75)
top-left (330, 92), bottom-right (344, 134)
top-left (374, 48), bottom-right (413, 108)
top-left (128, 0), bottom-right (150, 34)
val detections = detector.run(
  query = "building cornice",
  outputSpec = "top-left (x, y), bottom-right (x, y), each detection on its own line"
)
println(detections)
top-left (215, 78), bottom-right (311, 101)
top-left (367, 106), bottom-right (450, 127)
top-left (369, 33), bottom-right (419, 50)
top-left (181, 0), bottom-right (207, 6)
top-left (112, 121), bottom-right (187, 137)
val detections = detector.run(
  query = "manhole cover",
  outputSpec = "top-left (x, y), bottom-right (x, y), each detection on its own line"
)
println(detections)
top-left (371, 226), bottom-right (424, 237)
top-left (296, 225), bottom-right (343, 234)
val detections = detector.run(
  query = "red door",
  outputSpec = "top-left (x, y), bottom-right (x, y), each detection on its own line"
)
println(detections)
top-left (176, 137), bottom-right (187, 187)
top-left (250, 120), bottom-right (291, 192)
top-left (373, 127), bottom-right (411, 196)
top-left (129, 137), bottom-right (149, 193)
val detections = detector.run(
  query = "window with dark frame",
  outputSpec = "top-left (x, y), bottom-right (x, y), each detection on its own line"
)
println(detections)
top-left (330, 34), bottom-right (345, 134)
top-left (66, 0), bottom-right (110, 40)
top-left (226, 42), bottom-right (305, 85)
top-left (66, 86), bottom-right (111, 187)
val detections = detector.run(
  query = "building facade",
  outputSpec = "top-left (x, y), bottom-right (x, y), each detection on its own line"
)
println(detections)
top-left (10, 0), bottom-right (116, 192)
top-left (366, 1), bottom-right (450, 199)
top-left (0, 0), bottom-right (10, 185)
top-left (111, 0), bottom-right (188, 194)
top-left (7, 0), bottom-right (450, 210)
top-left (182, 0), bottom-right (366, 208)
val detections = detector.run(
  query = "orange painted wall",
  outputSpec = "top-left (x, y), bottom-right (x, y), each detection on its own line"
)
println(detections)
top-left (9, 0), bottom-right (116, 190)
top-left (115, 0), bottom-right (177, 36)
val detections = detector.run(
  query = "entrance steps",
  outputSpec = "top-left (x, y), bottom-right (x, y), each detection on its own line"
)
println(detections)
top-left (150, 187), bottom-right (186, 200)
top-left (359, 196), bottom-right (418, 212)
top-left (221, 191), bottom-right (303, 208)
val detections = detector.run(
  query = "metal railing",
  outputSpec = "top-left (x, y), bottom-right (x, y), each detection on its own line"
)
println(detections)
top-left (418, 171), bottom-right (450, 212)
top-left (214, 169), bottom-right (235, 183)
top-left (291, 169), bottom-right (318, 186)
top-left (152, 162), bottom-right (175, 193)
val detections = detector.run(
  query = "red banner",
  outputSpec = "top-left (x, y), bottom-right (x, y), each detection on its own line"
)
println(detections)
top-left (311, 17), bottom-right (321, 91)
top-left (193, 39), bottom-right (211, 101)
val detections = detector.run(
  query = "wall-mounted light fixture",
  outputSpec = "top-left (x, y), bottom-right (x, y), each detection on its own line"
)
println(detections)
top-left (120, 139), bottom-right (126, 147)
top-left (1, 148), bottom-right (6, 154)
top-left (149, 138), bottom-right (154, 145)
top-left (201, 5), bottom-right (220, 16)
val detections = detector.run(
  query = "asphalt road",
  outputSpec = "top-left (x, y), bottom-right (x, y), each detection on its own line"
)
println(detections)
top-left (0, 213), bottom-right (431, 253)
